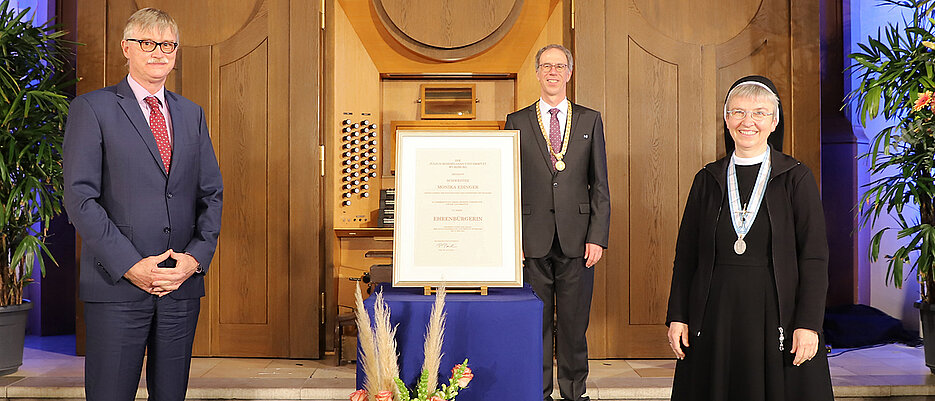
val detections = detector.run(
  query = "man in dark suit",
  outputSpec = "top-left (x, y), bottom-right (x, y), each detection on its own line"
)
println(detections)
top-left (504, 44), bottom-right (610, 401)
top-left (63, 8), bottom-right (222, 401)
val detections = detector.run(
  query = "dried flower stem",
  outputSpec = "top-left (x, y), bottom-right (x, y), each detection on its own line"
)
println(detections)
top-left (420, 283), bottom-right (446, 393)
top-left (372, 290), bottom-right (401, 397)
top-left (354, 283), bottom-right (379, 400)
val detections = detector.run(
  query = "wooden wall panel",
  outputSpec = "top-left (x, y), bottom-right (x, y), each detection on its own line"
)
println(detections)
top-left (287, 0), bottom-right (324, 359)
top-left (577, 0), bottom-right (820, 358)
top-left (209, 7), bottom-right (289, 357)
top-left (632, 0), bottom-right (759, 45)
top-left (791, 0), bottom-right (823, 186)
top-left (626, 39), bottom-right (679, 326)
top-left (218, 40), bottom-right (270, 325)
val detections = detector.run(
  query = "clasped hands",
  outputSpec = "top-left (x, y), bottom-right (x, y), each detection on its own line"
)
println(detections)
top-left (123, 250), bottom-right (199, 297)
top-left (667, 322), bottom-right (820, 366)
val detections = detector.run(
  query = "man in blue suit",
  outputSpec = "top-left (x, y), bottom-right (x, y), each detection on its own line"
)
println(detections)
top-left (63, 8), bottom-right (222, 401)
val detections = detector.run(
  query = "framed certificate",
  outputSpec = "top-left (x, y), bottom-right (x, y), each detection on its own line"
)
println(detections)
top-left (393, 130), bottom-right (522, 287)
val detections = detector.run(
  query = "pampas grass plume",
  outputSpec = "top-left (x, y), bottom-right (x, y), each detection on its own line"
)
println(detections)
top-left (373, 290), bottom-right (401, 397)
top-left (354, 283), bottom-right (379, 400)
top-left (421, 283), bottom-right (446, 393)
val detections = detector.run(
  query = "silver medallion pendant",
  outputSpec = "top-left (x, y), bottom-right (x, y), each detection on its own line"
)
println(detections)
top-left (734, 237), bottom-right (747, 255)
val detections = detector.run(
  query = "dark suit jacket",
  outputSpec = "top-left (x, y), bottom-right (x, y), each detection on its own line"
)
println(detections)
top-left (63, 77), bottom-right (223, 302)
top-left (505, 102), bottom-right (610, 258)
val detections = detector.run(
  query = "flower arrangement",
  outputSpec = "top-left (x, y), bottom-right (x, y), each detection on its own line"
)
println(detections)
top-left (352, 283), bottom-right (473, 401)
top-left (847, 0), bottom-right (935, 302)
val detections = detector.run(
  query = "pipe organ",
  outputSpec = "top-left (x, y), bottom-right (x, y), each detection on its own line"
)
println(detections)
top-left (326, 0), bottom-right (565, 359)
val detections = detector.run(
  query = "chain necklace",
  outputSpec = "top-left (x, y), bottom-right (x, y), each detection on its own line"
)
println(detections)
top-left (535, 102), bottom-right (572, 171)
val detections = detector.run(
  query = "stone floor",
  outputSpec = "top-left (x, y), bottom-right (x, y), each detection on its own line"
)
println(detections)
top-left (1, 335), bottom-right (934, 400)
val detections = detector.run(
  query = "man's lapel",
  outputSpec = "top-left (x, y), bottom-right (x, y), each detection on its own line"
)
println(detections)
top-left (567, 101), bottom-right (582, 154)
top-left (525, 103), bottom-right (555, 173)
top-left (165, 90), bottom-right (186, 182)
top-left (115, 78), bottom-right (167, 177)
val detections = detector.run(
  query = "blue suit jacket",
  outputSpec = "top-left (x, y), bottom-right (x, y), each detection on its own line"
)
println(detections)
top-left (63, 77), bottom-right (223, 302)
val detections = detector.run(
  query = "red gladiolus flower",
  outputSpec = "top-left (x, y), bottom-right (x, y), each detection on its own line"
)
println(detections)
top-left (349, 389), bottom-right (367, 401)
top-left (375, 390), bottom-right (393, 401)
top-left (914, 91), bottom-right (933, 111)
top-left (451, 365), bottom-right (473, 388)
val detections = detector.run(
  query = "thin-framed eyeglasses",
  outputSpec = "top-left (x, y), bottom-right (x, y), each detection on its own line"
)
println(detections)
top-left (125, 38), bottom-right (179, 54)
top-left (726, 109), bottom-right (773, 122)
top-left (538, 63), bottom-right (568, 72)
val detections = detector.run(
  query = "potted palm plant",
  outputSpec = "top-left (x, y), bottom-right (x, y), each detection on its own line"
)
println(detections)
top-left (846, 0), bottom-right (935, 372)
top-left (0, 0), bottom-right (72, 375)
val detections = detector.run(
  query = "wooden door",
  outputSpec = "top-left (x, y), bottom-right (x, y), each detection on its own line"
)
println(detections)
top-left (72, 0), bottom-right (322, 358)
top-left (574, 0), bottom-right (820, 357)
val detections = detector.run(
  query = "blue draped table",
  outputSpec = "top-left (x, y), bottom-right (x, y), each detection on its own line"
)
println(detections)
top-left (356, 284), bottom-right (543, 400)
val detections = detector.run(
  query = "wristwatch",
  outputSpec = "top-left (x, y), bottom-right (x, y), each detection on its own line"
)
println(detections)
top-left (185, 252), bottom-right (204, 274)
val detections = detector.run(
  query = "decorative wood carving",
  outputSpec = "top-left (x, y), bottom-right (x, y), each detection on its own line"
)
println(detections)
top-left (372, 0), bottom-right (524, 61)
top-left (380, 0), bottom-right (514, 48)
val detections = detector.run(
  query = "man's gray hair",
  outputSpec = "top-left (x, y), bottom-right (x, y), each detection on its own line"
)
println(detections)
top-left (123, 8), bottom-right (180, 42)
top-left (535, 44), bottom-right (573, 72)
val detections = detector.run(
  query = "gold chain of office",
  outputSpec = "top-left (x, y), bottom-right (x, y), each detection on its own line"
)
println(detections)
top-left (535, 102), bottom-right (572, 171)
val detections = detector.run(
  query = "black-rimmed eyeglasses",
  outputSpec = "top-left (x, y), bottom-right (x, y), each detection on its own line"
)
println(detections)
top-left (125, 38), bottom-right (178, 54)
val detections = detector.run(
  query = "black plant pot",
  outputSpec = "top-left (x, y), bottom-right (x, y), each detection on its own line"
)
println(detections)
top-left (915, 301), bottom-right (935, 374)
top-left (0, 300), bottom-right (33, 376)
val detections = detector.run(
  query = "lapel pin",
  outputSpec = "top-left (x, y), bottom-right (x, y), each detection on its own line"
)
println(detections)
top-left (584, 134), bottom-right (589, 139)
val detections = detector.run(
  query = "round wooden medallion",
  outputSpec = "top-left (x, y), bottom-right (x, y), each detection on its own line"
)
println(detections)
top-left (373, 0), bottom-right (523, 61)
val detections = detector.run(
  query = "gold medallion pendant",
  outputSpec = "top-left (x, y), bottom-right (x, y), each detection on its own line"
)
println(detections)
top-left (535, 102), bottom-right (573, 172)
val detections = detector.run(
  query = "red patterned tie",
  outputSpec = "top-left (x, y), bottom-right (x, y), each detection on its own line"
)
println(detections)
top-left (144, 96), bottom-right (171, 172)
top-left (548, 108), bottom-right (561, 166)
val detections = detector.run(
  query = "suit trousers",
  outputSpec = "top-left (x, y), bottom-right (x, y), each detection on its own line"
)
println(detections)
top-left (524, 234), bottom-right (595, 401)
top-left (84, 295), bottom-right (201, 401)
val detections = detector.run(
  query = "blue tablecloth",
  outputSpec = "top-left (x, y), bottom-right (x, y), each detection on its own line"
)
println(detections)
top-left (356, 284), bottom-right (543, 400)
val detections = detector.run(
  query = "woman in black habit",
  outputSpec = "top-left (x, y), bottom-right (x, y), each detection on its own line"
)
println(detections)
top-left (665, 75), bottom-right (834, 401)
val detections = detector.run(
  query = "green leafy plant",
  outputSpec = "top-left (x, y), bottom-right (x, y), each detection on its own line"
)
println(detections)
top-left (846, 0), bottom-right (935, 302)
top-left (0, 0), bottom-right (73, 306)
